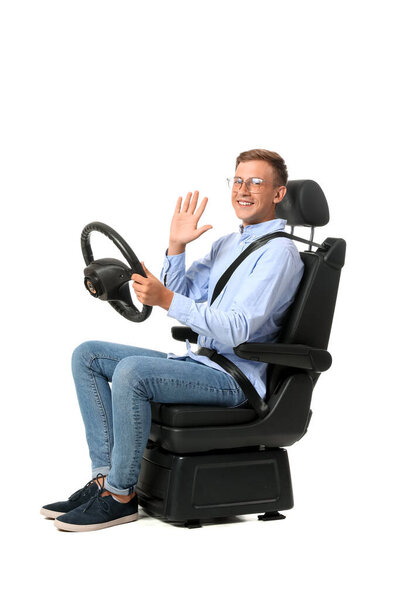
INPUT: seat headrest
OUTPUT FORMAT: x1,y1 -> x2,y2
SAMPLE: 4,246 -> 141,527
276,179 -> 329,227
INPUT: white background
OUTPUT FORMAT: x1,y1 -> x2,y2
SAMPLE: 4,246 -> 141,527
1,0 -> 399,598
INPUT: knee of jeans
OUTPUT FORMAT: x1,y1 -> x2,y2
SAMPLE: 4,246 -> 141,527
112,356 -> 138,381
112,357 -> 147,397
71,340 -> 100,372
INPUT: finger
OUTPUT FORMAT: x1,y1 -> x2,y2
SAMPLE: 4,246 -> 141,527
175,196 -> 182,213
194,224 -> 213,238
131,278 -> 145,289
194,196 -> 208,220
141,262 -> 151,276
182,192 -> 192,212
188,190 -> 199,214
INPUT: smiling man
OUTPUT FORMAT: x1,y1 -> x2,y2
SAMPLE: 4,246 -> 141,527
41,148 -> 304,533
231,152 -> 287,225
157,148 -> 304,398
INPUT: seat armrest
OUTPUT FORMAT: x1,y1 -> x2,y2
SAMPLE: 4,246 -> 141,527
171,327 -> 199,344
234,342 -> 332,372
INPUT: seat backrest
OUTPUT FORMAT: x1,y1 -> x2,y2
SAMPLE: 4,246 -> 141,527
267,236 -> 346,396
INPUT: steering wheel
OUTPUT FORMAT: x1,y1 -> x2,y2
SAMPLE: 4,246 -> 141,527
81,221 -> 152,323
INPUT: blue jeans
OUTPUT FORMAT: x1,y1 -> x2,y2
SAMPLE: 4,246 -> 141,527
71,340 -> 247,495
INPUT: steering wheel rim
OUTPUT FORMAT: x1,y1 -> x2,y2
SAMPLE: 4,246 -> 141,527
81,221 -> 152,323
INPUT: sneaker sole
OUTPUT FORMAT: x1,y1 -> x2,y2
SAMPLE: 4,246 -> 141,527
54,512 -> 138,532
40,507 -> 66,519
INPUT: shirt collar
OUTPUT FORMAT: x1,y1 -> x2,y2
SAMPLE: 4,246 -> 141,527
239,218 -> 287,240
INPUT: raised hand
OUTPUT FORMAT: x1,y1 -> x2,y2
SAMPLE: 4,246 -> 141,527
168,191 -> 213,254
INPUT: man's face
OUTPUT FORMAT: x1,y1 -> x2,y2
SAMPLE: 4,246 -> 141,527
231,160 -> 286,227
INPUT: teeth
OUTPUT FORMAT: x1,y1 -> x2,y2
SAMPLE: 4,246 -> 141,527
238,201 -> 252,206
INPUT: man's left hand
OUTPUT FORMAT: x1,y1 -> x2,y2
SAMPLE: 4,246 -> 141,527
131,263 -> 174,310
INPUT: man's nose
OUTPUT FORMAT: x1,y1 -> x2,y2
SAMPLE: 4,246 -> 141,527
238,182 -> 250,197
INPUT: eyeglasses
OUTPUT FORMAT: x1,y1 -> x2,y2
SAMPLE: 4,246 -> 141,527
226,177 -> 268,193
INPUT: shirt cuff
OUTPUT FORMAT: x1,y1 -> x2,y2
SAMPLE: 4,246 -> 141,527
167,292 -> 193,323
163,249 -> 186,272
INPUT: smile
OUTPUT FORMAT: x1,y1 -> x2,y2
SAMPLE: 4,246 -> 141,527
237,201 -> 253,206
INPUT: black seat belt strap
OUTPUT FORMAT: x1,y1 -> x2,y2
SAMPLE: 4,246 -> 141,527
195,347 -> 266,414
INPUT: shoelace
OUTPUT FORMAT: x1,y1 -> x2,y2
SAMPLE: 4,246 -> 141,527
79,473 -> 111,514
68,473 -> 104,502
83,488 -> 111,514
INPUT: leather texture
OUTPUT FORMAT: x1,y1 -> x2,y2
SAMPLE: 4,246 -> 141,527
150,403 -> 256,427
276,179 -> 329,227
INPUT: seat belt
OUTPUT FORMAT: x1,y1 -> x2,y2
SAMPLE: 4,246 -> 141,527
196,230 -> 321,412
211,230 -> 321,305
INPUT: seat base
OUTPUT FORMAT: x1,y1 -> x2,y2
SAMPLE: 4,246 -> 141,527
136,444 -> 294,525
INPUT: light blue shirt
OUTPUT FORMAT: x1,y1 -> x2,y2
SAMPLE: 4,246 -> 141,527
160,218 -> 304,399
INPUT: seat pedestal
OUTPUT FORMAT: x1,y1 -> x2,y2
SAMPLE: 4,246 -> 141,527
136,445 -> 294,525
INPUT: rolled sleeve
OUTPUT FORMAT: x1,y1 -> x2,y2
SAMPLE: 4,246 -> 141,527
160,250 -> 186,286
166,291 -> 193,322
161,243 -> 217,301
166,292 -> 249,347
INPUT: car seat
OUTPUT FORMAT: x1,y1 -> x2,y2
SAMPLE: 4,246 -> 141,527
135,180 -> 346,527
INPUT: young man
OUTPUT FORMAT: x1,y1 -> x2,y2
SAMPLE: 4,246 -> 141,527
41,149 -> 304,532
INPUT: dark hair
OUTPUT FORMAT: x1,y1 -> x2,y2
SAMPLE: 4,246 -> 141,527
235,149 -> 288,187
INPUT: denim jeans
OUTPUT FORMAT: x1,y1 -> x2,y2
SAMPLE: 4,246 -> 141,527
71,340 -> 247,495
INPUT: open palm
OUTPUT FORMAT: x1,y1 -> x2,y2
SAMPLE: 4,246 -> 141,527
169,191 -> 213,245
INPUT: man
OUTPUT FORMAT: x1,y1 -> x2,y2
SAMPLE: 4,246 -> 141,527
41,149 -> 304,532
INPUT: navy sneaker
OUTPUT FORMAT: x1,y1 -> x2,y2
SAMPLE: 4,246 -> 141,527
54,488 -> 139,532
40,475 -> 104,519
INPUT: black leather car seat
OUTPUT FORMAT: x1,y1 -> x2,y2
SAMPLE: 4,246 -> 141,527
135,180 -> 346,527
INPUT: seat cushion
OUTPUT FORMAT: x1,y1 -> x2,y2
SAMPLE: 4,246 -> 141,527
150,402 -> 257,427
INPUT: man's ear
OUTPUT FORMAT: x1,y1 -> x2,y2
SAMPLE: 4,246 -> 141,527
273,186 -> 287,205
